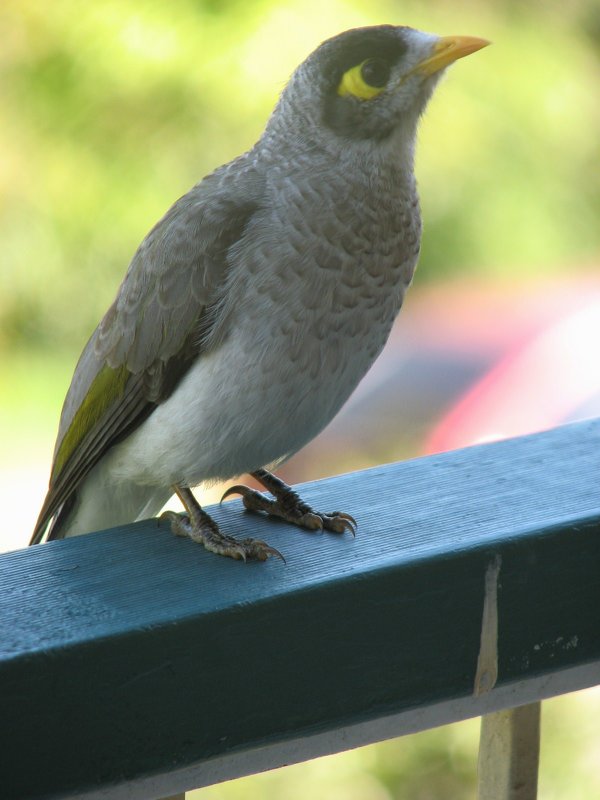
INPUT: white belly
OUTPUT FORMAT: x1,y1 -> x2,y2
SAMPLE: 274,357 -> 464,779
106,309 -> 394,489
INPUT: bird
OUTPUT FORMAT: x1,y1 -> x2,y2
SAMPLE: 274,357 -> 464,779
31,25 -> 489,561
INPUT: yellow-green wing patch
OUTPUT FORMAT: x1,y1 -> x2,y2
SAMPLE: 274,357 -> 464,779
52,364 -> 129,481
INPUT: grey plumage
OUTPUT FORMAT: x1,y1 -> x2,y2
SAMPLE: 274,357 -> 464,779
32,25 -> 488,556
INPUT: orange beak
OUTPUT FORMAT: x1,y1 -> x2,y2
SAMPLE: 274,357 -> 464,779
410,35 -> 490,77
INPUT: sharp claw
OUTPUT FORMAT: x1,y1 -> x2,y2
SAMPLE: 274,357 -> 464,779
313,512 -> 356,536
220,484 -> 249,504
335,520 -> 354,536
265,546 -> 287,564
331,511 -> 358,527
325,511 -> 357,536
242,539 -> 286,564
300,512 -> 323,531
234,547 -> 247,563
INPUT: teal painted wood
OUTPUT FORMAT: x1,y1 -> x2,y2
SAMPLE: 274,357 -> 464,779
1,418 -> 599,800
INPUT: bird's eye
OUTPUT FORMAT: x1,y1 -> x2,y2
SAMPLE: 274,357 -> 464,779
360,59 -> 391,88
337,58 -> 390,100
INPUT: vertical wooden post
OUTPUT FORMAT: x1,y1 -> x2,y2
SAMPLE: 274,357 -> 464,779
477,701 -> 541,800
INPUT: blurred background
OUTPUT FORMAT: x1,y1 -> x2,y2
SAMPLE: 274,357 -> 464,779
1,0 -> 599,797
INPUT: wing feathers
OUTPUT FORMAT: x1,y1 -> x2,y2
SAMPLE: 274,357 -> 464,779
32,164 -> 263,543
32,371 -> 150,543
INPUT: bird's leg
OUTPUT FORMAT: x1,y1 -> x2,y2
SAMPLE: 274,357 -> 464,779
162,485 -> 284,562
222,468 -> 357,535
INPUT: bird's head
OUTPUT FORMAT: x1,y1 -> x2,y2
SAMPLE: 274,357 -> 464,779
264,25 -> 489,164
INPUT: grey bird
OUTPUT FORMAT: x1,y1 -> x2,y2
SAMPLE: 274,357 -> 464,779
31,25 -> 488,561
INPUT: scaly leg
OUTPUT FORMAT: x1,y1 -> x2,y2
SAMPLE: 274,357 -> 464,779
162,485 -> 284,562
222,469 -> 356,535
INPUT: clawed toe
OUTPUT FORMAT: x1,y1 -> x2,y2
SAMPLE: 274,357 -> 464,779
240,538 -> 286,563
161,510 -> 192,537
222,472 -> 357,538
320,512 -> 357,536
220,485 -> 252,504
300,511 -> 356,536
165,490 -> 284,563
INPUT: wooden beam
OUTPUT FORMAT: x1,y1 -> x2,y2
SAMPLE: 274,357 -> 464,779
478,702 -> 541,799
1,418 -> 599,800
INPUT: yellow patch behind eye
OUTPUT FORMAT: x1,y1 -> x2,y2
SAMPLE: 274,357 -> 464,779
337,61 -> 385,101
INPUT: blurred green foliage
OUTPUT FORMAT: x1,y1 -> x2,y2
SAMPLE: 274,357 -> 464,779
1,0 -> 599,356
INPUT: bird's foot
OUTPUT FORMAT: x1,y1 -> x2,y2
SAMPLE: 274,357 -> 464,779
221,468 -> 357,535
163,487 -> 284,563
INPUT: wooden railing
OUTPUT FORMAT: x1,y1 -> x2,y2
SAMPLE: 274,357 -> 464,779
1,418 -> 599,800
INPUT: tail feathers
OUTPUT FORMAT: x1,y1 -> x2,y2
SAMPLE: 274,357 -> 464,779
30,493 -> 76,545
31,470 -> 172,545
